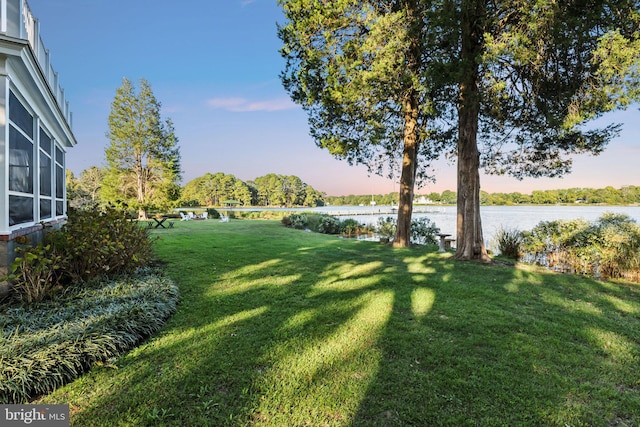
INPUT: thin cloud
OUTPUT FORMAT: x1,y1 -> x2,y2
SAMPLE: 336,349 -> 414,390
206,96 -> 297,112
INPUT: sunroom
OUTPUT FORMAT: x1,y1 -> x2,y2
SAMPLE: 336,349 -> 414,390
0,0 -> 77,291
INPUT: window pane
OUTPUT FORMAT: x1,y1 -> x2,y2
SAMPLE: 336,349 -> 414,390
9,195 -> 33,226
40,128 -> 52,155
9,91 -> 33,139
56,200 -> 64,216
9,126 -> 33,193
40,151 -> 52,196
55,164 -> 64,198
40,198 -> 52,219
55,146 -> 64,165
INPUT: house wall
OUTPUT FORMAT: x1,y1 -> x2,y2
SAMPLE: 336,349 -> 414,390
0,0 -> 77,298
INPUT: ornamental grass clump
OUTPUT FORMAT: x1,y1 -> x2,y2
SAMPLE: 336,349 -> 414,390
0,270 -> 179,403
521,213 -> 640,281
493,226 -> 523,260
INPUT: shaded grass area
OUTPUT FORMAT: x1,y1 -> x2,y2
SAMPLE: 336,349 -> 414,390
38,220 -> 640,426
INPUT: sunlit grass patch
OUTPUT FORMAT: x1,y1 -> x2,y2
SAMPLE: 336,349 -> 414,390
34,219 -> 640,426
254,290 -> 393,426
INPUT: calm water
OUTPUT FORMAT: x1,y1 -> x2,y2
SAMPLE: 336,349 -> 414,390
310,205 -> 640,250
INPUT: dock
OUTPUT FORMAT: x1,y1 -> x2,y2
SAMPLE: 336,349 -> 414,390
321,207 -> 439,216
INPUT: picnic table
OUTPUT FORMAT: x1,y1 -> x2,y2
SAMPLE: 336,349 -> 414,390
147,217 -> 174,229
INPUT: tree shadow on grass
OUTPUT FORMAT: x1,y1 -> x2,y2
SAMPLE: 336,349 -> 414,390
351,260 -> 640,426
40,221 -> 640,426
43,221 -> 409,425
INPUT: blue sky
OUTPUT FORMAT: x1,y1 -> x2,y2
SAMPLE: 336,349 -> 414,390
29,0 -> 639,196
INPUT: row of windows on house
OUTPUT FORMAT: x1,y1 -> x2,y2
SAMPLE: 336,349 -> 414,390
9,90 -> 65,227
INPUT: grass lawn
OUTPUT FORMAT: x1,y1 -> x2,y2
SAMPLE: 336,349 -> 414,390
38,219 -> 640,426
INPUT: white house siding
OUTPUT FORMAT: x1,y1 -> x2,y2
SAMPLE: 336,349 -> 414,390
0,0 -> 77,293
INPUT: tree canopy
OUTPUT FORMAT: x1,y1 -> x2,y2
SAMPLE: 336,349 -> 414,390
249,173 -> 325,207
179,173 -> 326,208
278,0 -> 640,258
181,172 -> 253,207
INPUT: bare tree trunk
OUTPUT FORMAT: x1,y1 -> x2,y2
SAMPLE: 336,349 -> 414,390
394,92 -> 419,247
455,0 -> 490,262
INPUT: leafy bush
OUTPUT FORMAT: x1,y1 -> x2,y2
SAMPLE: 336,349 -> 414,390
4,206 -> 155,303
235,210 -> 288,220
376,216 -> 440,245
317,216 -> 341,234
288,214 -> 308,230
410,217 -> 440,245
377,217 -> 397,240
0,269 -> 179,403
48,206 -> 155,284
206,208 -> 220,219
281,215 -> 292,227
493,227 -> 523,260
9,243 -> 63,304
521,213 -> 640,280
340,219 -> 363,237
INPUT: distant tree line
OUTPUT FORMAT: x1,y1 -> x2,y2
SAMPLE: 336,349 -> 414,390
326,186 -> 640,206
68,170 -> 327,209
69,168 -> 639,209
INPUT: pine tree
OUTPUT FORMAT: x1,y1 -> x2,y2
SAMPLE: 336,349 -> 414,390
102,78 -> 181,219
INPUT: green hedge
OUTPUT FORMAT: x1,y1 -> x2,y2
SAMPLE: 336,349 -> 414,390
0,269 -> 179,403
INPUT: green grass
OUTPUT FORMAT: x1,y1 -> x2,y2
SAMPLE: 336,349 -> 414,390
38,220 -> 640,426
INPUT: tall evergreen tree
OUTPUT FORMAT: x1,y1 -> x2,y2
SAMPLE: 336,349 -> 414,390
102,78 -> 181,219
278,0 -> 639,258
279,0 -> 439,246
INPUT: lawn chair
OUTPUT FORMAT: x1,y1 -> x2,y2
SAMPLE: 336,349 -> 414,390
220,214 -> 229,223
200,212 -> 208,220
180,212 -> 190,221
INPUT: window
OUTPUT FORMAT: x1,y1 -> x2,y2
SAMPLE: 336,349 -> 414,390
39,128 -> 53,219
8,91 -> 34,226
9,91 -> 34,139
55,145 -> 65,216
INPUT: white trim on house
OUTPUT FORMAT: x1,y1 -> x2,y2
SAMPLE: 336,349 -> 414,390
0,0 -> 76,237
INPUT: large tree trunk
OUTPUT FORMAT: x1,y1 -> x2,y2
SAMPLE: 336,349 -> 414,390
136,155 -> 147,220
455,0 -> 490,262
394,92 -> 420,247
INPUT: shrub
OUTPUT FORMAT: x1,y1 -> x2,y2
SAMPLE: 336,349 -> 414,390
0,269 -> 179,403
521,213 -> 640,280
281,215 -> 292,227
8,243 -> 63,304
288,214 -> 308,230
4,206 -> 156,303
376,216 -> 440,245
340,219 -> 363,238
410,217 -> 440,245
377,217 -> 397,240
48,206 -> 155,284
493,227 -> 523,260
317,215 -> 341,234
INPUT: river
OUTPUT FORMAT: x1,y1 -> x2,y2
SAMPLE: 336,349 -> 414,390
309,205 -> 640,250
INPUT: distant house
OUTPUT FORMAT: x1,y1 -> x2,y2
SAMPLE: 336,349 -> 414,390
414,195 -> 434,205
0,0 -> 77,291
